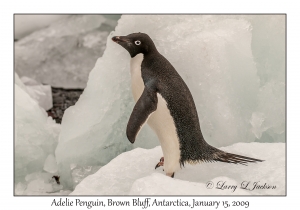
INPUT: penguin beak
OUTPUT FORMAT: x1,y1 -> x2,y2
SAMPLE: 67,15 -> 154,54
112,36 -> 129,44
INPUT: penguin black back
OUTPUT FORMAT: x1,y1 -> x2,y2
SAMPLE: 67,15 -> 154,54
141,45 -> 215,165
112,32 -> 263,167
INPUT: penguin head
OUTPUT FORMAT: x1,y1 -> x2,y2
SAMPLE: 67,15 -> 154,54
112,32 -> 157,57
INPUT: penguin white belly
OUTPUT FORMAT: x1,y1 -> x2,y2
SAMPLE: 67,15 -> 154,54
130,53 -> 181,174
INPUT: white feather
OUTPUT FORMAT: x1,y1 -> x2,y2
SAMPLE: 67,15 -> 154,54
130,53 -> 181,174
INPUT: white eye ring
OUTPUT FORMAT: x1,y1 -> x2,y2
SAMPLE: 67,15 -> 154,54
135,40 -> 141,45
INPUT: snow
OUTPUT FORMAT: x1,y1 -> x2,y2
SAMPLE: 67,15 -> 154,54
15,84 -> 59,182
56,15 -> 285,189
70,165 -> 101,186
15,15 -> 121,89
71,143 -> 285,195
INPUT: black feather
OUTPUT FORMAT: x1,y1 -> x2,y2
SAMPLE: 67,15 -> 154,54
214,151 -> 264,165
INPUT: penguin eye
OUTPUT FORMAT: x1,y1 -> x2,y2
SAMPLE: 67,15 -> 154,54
134,40 -> 141,45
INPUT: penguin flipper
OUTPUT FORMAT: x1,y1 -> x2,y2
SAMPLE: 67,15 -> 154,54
126,87 -> 158,143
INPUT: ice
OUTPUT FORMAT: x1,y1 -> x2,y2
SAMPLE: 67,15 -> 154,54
252,81 -> 285,142
43,154 -> 58,174
21,76 -> 41,86
15,15 -> 121,88
14,15 -> 69,39
23,84 -> 52,110
70,146 -> 164,195
71,143 -> 285,195
250,112 -> 266,139
245,15 -> 285,143
23,173 -> 63,195
70,165 -> 102,186
15,76 -> 75,194
15,172 -> 71,195
26,178 -> 53,194
56,15 -> 285,189
15,182 -> 27,195
21,76 -> 53,110
15,73 -> 53,110
14,81 -> 60,184
129,175 -> 251,195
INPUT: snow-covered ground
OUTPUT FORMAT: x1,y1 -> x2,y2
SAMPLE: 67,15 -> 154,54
71,143 -> 285,195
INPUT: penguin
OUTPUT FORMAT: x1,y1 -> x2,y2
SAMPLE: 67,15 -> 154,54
112,32 -> 263,178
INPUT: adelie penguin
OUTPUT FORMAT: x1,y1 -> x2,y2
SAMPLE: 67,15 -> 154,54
112,33 -> 263,178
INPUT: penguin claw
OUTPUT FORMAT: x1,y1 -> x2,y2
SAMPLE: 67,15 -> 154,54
155,163 -> 160,169
155,157 -> 164,169
154,157 -> 174,178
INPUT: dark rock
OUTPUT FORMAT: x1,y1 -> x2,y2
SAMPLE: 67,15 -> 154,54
47,87 -> 83,123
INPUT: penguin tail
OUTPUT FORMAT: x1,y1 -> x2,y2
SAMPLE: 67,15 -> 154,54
213,151 -> 264,166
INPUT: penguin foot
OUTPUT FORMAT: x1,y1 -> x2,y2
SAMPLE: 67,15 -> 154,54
155,157 -> 164,169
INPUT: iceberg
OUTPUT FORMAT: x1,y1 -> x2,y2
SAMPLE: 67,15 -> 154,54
71,143 -> 285,195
